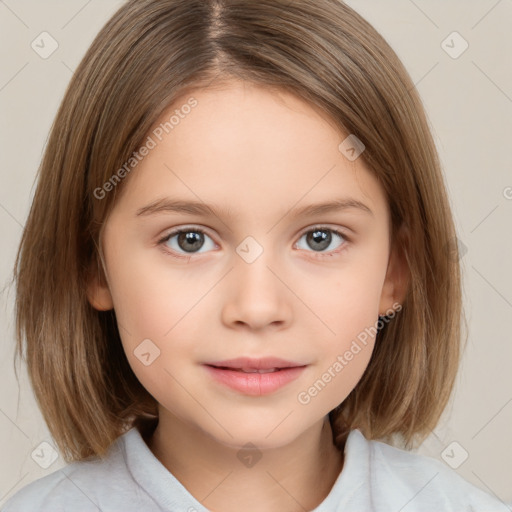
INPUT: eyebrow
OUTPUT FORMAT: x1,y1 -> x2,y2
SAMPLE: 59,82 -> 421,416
135,196 -> 374,219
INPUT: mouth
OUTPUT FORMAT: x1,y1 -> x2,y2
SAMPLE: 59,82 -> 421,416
206,366 -> 287,374
204,356 -> 306,371
202,357 -> 308,396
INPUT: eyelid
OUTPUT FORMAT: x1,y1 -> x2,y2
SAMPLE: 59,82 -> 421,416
156,225 -> 217,261
156,225 -> 217,247
296,224 -> 351,241
293,224 -> 351,257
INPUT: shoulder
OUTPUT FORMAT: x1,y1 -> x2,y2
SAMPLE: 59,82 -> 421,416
1,432 -> 135,512
346,429 -> 509,511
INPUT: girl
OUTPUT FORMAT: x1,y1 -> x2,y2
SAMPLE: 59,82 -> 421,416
3,0 -> 507,510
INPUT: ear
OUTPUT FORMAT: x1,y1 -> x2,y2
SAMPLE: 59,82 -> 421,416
86,259 -> 114,311
379,223 -> 410,315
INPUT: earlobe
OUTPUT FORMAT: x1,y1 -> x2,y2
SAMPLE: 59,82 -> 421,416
87,285 -> 114,311
86,268 -> 114,311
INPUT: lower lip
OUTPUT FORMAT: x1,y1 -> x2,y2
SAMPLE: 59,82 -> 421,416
203,365 -> 307,396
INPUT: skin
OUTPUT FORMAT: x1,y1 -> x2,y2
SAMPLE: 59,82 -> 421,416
87,80 -> 408,512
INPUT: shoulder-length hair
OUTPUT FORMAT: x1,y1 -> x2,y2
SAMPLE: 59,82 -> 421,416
12,0 -> 465,461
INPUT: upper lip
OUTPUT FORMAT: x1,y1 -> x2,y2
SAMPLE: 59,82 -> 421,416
204,357 -> 307,370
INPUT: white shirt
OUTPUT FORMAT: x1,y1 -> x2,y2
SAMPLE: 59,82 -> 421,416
1,426 -> 508,511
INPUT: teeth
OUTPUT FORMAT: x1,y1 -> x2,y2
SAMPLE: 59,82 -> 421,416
213,366 -> 284,373
236,368 -> 280,373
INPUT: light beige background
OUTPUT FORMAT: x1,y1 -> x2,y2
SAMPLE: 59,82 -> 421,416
1,0 -> 511,507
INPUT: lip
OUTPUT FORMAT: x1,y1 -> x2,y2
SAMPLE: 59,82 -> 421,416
204,356 -> 305,370
204,366 -> 307,396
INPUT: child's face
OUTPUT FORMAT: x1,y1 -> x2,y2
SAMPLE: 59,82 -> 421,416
89,80 -> 402,449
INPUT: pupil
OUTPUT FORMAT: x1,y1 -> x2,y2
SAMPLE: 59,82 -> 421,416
178,231 -> 204,252
308,229 -> 331,251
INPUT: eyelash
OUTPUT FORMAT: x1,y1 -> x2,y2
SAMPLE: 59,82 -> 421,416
156,225 -> 350,260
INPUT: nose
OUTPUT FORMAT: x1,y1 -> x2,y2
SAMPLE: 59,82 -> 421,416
220,246 -> 293,332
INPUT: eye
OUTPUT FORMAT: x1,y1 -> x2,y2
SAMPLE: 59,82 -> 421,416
157,225 -> 349,260
295,226 -> 348,256
157,227 -> 216,258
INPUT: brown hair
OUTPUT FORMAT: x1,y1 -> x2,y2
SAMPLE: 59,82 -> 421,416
11,0 -> 466,462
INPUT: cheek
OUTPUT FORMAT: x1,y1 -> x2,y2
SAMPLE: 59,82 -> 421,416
104,248 -> 213,388
104,244 -> 202,340
295,255 -> 385,406
301,257 -> 385,339
297,306 -> 378,413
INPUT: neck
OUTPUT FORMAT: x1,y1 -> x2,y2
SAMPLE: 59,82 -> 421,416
145,412 -> 344,512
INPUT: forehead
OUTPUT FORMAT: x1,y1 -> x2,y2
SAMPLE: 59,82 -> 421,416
110,81 -> 389,225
